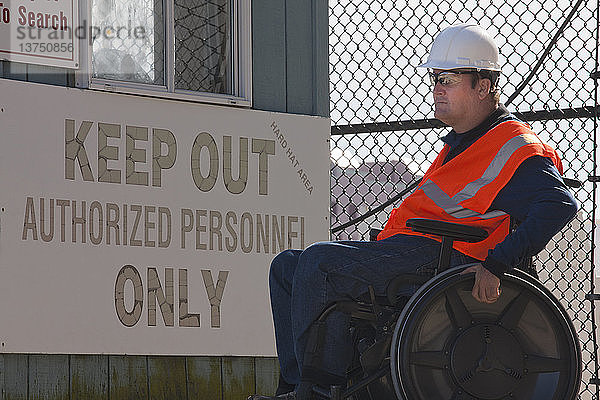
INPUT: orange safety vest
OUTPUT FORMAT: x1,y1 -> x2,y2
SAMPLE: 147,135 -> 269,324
377,119 -> 564,261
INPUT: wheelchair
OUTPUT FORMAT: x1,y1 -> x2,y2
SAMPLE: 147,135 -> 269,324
304,217 -> 582,400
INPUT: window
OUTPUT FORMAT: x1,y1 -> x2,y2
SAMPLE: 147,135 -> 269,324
84,0 -> 251,105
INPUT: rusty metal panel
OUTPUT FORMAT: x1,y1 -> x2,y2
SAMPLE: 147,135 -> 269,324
70,355 -> 108,400
147,356 -> 186,400
187,356 -> 222,400
255,357 -> 279,396
0,354 -> 279,399
0,354 -> 27,400
222,356 -> 254,400
28,355 -> 69,400
109,355 -> 148,400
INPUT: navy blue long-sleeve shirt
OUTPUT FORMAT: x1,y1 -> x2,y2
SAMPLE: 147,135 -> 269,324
441,105 -> 578,277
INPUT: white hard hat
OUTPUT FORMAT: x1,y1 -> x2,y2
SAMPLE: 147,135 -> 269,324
418,23 -> 501,72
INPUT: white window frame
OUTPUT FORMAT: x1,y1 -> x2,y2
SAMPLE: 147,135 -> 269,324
75,0 -> 251,107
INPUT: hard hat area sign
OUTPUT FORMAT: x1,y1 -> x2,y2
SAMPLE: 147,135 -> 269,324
0,79 -> 330,355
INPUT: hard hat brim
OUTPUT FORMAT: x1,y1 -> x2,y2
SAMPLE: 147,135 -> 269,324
417,60 -> 502,71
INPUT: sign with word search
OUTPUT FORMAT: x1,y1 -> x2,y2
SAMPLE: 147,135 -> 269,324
0,79 -> 331,355
0,0 -> 78,68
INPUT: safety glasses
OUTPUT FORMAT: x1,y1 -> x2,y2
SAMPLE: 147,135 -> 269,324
428,70 -> 475,86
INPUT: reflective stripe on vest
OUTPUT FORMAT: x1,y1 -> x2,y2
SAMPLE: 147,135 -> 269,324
420,132 -> 542,219
421,180 -> 507,219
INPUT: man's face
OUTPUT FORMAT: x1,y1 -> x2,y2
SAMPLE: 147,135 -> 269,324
431,69 -> 481,132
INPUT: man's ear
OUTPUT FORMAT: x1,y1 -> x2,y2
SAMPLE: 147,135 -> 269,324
478,78 -> 492,100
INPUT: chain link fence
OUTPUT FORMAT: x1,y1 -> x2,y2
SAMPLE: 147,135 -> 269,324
174,0 -> 231,93
328,0 -> 599,398
92,0 -> 162,84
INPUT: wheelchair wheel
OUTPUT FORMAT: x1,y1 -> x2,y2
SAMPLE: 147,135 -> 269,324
390,265 -> 581,400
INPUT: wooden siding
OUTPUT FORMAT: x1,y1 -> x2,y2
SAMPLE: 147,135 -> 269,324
0,355 -> 279,400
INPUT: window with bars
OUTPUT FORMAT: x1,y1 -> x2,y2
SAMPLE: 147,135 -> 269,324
89,0 -> 250,105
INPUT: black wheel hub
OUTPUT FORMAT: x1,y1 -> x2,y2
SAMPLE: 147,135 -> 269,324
450,324 -> 524,399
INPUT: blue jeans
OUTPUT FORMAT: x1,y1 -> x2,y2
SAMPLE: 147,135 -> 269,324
269,233 -> 477,388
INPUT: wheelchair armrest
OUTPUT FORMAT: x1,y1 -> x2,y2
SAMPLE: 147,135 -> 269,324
369,228 -> 382,241
406,218 -> 488,243
563,177 -> 582,188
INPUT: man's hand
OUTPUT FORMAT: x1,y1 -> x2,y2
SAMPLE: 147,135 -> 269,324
460,264 -> 501,303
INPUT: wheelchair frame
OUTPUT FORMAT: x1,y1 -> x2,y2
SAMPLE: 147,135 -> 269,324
304,217 -> 582,400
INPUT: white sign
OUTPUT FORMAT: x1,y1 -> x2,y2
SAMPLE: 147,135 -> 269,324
0,79 -> 331,355
0,0 -> 78,69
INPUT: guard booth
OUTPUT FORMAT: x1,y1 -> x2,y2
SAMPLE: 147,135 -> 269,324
0,1 -> 329,398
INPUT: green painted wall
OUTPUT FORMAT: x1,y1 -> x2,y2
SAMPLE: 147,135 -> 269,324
252,0 -> 329,116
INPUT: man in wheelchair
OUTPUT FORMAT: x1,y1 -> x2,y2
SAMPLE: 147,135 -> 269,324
249,24 -> 579,400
